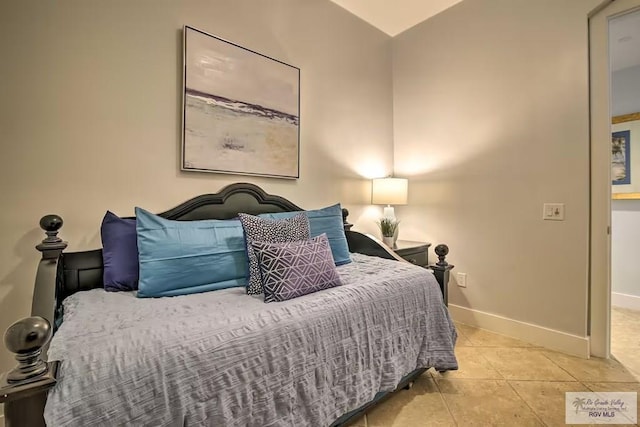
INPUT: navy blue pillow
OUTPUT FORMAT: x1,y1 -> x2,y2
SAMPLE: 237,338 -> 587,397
100,211 -> 139,291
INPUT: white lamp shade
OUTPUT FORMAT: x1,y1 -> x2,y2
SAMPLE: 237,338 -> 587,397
371,178 -> 408,205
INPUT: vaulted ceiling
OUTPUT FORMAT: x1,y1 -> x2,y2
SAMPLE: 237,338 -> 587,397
329,0 -> 463,36
331,1 -> 640,72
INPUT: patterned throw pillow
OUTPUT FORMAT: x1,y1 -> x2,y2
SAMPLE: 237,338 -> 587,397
238,212 -> 311,295
252,234 -> 343,303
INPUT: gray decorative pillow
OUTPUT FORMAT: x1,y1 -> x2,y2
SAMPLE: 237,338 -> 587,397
239,212 -> 311,295
252,233 -> 343,303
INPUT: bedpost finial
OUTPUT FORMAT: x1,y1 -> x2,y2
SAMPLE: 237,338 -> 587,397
341,208 -> 353,231
4,316 -> 52,383
36,214 -> 67,257
434,244 -> 449,267
39,214 -> 63,242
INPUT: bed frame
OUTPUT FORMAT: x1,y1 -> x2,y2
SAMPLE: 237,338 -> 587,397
0,182 -> 452,427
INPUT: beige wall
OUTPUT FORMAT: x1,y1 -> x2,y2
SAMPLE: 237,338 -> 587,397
0,0 -> 611,375
392,0 -> 602,338
0,0 -> 393,371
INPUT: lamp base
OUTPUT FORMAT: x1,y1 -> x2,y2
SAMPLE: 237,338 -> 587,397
383,205 -> 395,220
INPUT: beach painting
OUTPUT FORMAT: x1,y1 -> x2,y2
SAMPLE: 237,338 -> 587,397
612,130 -> 630,185
182,26 -> 300,178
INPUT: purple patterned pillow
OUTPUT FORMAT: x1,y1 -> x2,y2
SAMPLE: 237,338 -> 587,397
239,212 -> 310,295
251,233 -> 343,303
101,211 -> 139,291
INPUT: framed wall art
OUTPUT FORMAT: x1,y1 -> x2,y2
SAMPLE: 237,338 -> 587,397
182,26 -> 300,179
612,130 -> 631,185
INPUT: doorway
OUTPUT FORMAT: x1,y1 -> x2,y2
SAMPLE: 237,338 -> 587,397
609,8 -> 640,374
589,0 -> 640,359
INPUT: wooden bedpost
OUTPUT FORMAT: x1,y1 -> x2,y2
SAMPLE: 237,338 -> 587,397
0,317 -> 58,427
341,208 -> 353,231
0,215 -> 66,427
32,214 -> 67,325
430,244 -> 454,306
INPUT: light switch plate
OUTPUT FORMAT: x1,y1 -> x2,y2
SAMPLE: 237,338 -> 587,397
457,272 -> 467,287
543,203 -> 565,221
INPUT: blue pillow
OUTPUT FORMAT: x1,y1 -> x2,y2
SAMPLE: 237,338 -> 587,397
100,211 -> 139,292
261,204 -> 351,266
135,208 -> 248,298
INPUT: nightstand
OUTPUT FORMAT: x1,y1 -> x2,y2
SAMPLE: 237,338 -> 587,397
392,240 -> 431,267
391,240 -> 453,306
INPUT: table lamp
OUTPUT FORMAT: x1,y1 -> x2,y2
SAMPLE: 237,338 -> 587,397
371,177 -> 408,221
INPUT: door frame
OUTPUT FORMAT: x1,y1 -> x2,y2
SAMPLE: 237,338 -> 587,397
589,0 -> 640,358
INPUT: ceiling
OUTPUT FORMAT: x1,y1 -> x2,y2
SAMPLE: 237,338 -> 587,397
330,1 -> 640,73
610,9 -> 640,72
329,0 -> 463,36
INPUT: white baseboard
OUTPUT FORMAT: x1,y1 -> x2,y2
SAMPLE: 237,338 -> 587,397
448,304 -> 591,359
612,292 -> 640,311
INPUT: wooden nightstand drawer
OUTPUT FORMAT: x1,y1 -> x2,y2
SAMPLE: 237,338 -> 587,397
393,240 -> 431,268
399,250 -> 428,267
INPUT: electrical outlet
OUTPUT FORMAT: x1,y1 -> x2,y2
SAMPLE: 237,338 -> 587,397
543,203 -> 565,221
457,272 -> 467,288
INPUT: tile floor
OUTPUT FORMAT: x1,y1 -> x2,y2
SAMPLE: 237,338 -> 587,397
350,307 -> 640,426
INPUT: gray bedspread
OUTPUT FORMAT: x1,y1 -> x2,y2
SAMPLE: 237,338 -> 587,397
45,253 -> 458,427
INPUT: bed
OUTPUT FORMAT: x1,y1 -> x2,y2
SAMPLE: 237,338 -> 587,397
0,182 -> 457,427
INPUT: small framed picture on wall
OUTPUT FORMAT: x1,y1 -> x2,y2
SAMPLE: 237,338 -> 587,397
612,130 -> 631,185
